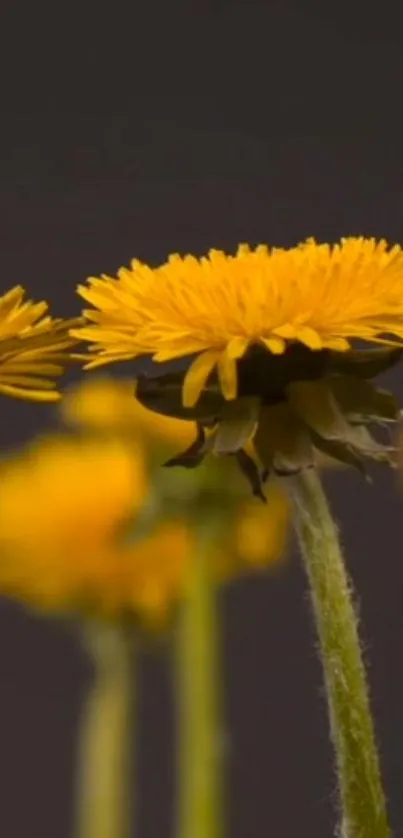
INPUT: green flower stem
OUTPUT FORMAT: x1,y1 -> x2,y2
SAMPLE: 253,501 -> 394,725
289,467 -> 390,838
177,535 -> 224,838
75,622 -> 134,838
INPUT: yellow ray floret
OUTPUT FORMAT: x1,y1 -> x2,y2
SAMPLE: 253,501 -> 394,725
0,285 -> 80,401
73,238 -> 403,407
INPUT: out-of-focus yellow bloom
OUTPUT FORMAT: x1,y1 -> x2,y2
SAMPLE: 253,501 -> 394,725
0,436 -> 145,554
0,436 -> 192,622
122,522 -> 193,625
234,485 -> 289,567
61,375 -> 196,452
0,286 -> 80,401
213,482 -> 289,580
0,406 -> 289,628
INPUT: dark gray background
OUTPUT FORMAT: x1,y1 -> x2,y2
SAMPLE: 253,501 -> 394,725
1,1 -> 403,835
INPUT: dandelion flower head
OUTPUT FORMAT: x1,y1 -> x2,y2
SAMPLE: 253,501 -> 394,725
74,238 -> 403,407
0,285 -> 80,401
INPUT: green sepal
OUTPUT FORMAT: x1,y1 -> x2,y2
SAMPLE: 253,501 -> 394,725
254,403 -> 314,475
329,376 -> 399,425
310,432 -> 369,479
339,424 -> 395,464
287,379 -> 352,443
209,397 -> 260,455
136,373 -> 226,423
234,449 -> 267,502
164,424 -> 208,469
288,377 -> 396,463
329,346 -> 403,379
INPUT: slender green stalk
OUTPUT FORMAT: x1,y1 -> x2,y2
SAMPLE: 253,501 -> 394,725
176,536 -> 224,838
75,621 -> 134,838
289,467 -> 391,838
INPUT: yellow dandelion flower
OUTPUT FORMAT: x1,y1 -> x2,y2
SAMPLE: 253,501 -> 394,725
0,435 -> 158,618
71,239 -> 403,494
0,285 -> 80,401
72,241 -> 397,836
74,238 -> 403,407
61,375 -> 196,451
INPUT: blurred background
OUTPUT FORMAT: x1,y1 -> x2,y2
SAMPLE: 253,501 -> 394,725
1,0 -> 403,835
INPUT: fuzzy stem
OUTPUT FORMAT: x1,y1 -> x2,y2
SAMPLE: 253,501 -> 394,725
176,537 -> 224,838
75,622 -> 133,838
289,468 -> 391,838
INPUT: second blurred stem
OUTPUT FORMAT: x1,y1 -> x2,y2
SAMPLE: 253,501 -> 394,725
75,621 -> 134,838
177,531 -> 224,838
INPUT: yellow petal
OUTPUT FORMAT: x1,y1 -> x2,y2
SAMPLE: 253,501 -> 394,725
226,336 -> 250,360
217,352 -> 238,400
272,324 -> 322,350
294,326 -> 323,350
261,337 -> 286,354
0,384 -> 61,401
0,286 -> 24,316
323,337 -> 350,351
0,375 -> 56,389
272,323 -> 298,339
2,362 -> 64,376
182,350 -> 220,408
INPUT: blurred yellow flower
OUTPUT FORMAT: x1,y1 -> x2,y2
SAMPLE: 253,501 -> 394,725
122,522 -> 193,625
234,485 -> 289,567
0,435 -> 177,620
214,482 -> 290,580
61,375 -> 196,451
0,376 -> 290,628
0,426 -> 289,627
0,286 -> 80,401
